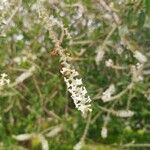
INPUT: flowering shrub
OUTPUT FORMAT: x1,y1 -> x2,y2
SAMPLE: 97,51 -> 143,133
0,0 -> 150,149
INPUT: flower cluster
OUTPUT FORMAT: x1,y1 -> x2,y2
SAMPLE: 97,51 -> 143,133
115,110 -> 134,118
131,63 -> 143,82
0,0 -> 9,11
60,52 -> 92,116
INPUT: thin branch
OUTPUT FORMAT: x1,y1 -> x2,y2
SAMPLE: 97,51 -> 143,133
80,112 -> 92,144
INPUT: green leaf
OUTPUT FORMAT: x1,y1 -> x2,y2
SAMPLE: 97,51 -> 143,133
126,8 -> 135,27
144,0 -> 150,16
138,11 -> 145,28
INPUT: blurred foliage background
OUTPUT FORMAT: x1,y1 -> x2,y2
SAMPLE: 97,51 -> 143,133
0,0 -> 150,149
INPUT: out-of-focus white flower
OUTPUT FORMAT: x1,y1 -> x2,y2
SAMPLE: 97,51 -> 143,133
13,134 -> 32,141
131,63 -> 144,82
40,47 -> 46,53
103,13 -> 112,21
71,3 -> 84,20
73,142 -> 83,150
134,51 -> 147,63
13,133 -> 49,150
23,15 -> 32,29
116,46 -> 123,55
0,0 -> 10,11
13,52 -> 37,65
13,34 -> 24,41
101,126 -> 108,139
46,125 -> 63,138
95,48 -> 105,65
101,84 -> 115,102
15,66 -> 35,84
0,73 -> 10,88
39,135 -> 49,150
105,59 -> 114,67
116,110 -> 134,118
13,56 -> 27,65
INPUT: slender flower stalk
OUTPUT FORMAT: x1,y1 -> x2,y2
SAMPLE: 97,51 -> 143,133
37,3 -> 92,116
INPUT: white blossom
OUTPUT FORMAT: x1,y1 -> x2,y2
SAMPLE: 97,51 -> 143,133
105,59 -> 114,67
73,142 -> 83,150
13,133 -> 49,150
0,0 -> 10,11
101,84 -> 115,102
116,110 -> 134,118
46,125 -> 63,138
39,135 -> 49,150
95,48 -> 105,65
134,51 -> 147,63
13,34 -> 24,41
101,126 -> 108,139
15,66 -> 35,84
13,56 -> 27,65
13,134 -> 32,141
131,63 -> 144,82
0,73 -> 10,88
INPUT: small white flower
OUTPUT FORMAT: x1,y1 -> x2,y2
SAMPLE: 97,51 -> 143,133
0,73 -> 10,88
95,48 -> 105,65
39,135 -> 49,150
15,66 -> 35,84
13,134 -> 32,141
103,13 -> 112,20
116,46 -> 123,55
1,73 -> 7,78
131,63 -> 144,82
13,57 -> 22,64
116,110 -> 134,118
13,34 -> 24,41
74,142 -> 83,150
105,59 -> 114,67
13,133 -> 49,150
46,125 -> 63,138
134,51 -> 147,63
0,0 -> 9,11
101,84 -> 115,102
101,127 -> 108,139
